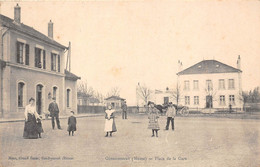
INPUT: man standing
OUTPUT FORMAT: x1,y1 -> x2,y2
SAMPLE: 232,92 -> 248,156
48,97 -> 61,130
121,101 -> 127,119
165,102 -> 176,131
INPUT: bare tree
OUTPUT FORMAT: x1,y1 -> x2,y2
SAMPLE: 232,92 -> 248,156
106,87 -> 120,97
204,81 -> 218,108
136,83 -> 152,105
93,91 -> 104,103
77,80 -> 94,97
171,82 -> 182,106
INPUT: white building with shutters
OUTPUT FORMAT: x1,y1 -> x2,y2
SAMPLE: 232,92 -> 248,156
176,57 -> 243,111
0,4 -> 80,118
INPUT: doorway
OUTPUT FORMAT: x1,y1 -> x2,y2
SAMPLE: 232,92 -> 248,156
36,84 -> 43,115
206,95 -> 213,108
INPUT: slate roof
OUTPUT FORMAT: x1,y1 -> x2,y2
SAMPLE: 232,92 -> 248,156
0,14 -> 67,49
104,96 -> 125,101
177,60 -> 242,75
65,70 -> 81,81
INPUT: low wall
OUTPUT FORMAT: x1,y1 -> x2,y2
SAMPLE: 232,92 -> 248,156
78,105 -> 106,114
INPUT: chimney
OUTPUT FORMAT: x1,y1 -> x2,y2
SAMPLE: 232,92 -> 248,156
178,60 -> 183,72
237,55 -> 241,70
14,4 -> 21,23
48,20 -> 53,39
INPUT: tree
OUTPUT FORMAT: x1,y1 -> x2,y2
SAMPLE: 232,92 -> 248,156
136,83 -> 152,105
171,82 -> 182,106
93,91 -> 104,103
106,87 -> 120,97
77,80 -> 94,97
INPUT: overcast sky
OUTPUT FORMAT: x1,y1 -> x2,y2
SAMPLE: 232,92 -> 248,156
1,1 -> 260,105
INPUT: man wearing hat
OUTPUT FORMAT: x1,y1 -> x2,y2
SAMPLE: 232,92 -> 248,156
121,101 -> 127,119
48,97 -> 61,130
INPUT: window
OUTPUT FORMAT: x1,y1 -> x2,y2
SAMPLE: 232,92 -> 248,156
18,82 -> 24,107
219,95 -> 226,106
206,80 -> 213,91
194,96 -> 199,105
229,95 -> 235,105
67,89 -> 71,107
184,81 -> 190,91
51,53 -> 60,72
219,79 -> 225,90
164,97 -> 169,104
228,79 -> 235,89
53,87 -> 57,99
193,80 -> 199,90
185,96 -> 190,105
16,42 -> 29,65
35,48 -> 46,69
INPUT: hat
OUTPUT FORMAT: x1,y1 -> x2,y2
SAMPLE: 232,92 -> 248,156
52,97 -> 56,100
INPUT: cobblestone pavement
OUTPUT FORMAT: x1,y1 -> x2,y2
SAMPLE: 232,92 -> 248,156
0,115 -> 259,167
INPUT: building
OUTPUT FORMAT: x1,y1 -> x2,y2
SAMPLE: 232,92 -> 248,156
104,96 -> 125,109
0,4 -> 80,118
176,57 -> 243,111
77,92 -> 101,106
154,87 -> 175,105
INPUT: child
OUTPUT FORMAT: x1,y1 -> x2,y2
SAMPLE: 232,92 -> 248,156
104,105 -> 117,137
67,111 -> 77,136
36,116 -> 44,138
148,102 -> 160,137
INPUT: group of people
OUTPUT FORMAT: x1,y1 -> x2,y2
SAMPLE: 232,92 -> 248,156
23,97 -> 77,139
103,100 -> 176,138
23,97 -> 175,139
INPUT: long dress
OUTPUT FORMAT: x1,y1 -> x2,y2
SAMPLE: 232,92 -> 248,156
23,104 -> 40,139
104,109 -> 117,132
148,107 -> 160,130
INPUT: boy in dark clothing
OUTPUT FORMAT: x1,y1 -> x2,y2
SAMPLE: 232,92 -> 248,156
67,111 -> 77,136
36,116 -> 44,138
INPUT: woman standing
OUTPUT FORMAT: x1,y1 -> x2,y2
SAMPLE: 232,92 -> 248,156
148,102 -> 160,137
23,98 -> 40,139
104,105 -> 117,137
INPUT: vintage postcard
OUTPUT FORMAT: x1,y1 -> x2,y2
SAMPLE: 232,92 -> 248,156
0,0 -> 260,167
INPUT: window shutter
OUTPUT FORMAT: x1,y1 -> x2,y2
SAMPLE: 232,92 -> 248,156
25,44 -> 29,65
35,48 -> 38,67
43,50 -> 46,69
51,53 -> 53,70
16,42 -> 20,63
58,55 -> 60,72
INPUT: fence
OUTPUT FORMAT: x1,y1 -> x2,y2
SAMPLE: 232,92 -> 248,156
77,105 -> 106,114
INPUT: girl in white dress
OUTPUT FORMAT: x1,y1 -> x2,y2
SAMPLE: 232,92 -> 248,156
104,105 -> 117,137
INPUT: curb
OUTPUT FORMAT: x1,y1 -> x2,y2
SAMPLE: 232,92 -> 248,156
0,114 -> 103,123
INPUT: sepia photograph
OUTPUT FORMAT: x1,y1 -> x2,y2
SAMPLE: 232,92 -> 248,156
0,0 -> 260,167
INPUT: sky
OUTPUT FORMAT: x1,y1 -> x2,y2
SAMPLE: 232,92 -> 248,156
1,0 -> 260,105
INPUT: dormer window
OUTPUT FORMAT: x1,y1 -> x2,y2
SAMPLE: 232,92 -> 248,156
216,64 -> 220,67
198,65 -> 201,68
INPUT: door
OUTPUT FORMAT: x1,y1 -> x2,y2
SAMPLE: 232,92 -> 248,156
36,84 -> 43,114
206,95 -> 213,108
164,97 -> 169,105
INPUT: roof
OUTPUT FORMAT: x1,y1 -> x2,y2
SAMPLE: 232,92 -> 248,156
177,60 -> 242,75
104,96 -> 125,101
0,14 -> 67,49
65,70 -> 81,81
77,92 -> 91,98
77,92 -> 100,103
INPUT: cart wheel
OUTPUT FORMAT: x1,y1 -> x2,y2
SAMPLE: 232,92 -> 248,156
182,107 -> 189,116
